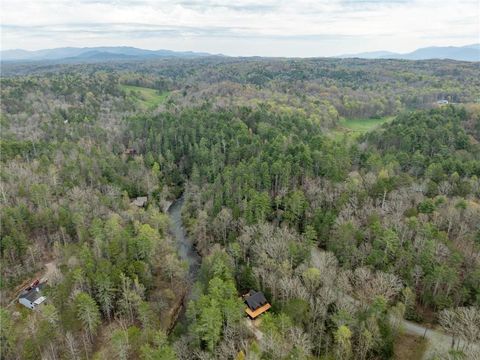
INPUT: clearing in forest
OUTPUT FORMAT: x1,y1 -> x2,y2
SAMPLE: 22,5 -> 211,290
121,84 -> 169,108
332,116 -> 393,139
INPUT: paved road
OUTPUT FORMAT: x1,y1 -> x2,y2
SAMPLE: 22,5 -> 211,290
401,319 -> 479,359
310,247 -> 479,359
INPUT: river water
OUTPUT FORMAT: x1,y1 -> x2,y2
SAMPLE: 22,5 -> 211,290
168,196 -> 201,278
166,197 -> 201,332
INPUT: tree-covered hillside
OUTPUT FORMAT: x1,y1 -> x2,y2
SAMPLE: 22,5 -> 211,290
1,58 -> 479,360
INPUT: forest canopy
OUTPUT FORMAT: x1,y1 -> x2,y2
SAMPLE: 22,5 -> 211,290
1,57 -> 479,360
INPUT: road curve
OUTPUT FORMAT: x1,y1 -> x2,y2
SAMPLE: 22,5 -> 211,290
310,247 -> 479,359
401,319 -> 479,359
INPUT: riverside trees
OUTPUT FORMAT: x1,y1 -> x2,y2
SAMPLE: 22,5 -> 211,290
126,99 -> 478,357
1,58 -> 479,359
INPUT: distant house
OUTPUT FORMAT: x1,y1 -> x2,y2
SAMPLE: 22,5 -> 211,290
131,196 -> 148,207
437,99 -> 449,105
19,283 -> 47,310
124,148 -> 137,156
244,290 -> 271,319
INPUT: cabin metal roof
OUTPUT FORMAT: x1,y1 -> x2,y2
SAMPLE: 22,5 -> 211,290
20,287 -> 43,302
245,291 -> 267,311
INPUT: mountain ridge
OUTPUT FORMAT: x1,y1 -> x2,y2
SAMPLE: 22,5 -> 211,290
0,46 -> 218,62
2,44 -> 479,62
339,44 -> 479,61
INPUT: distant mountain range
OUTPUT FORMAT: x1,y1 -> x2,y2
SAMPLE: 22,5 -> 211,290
339,44 -> 479,62
1,44 -> 479,63
0,46 -> 217,62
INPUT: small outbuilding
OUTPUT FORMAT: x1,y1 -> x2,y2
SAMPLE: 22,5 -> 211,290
131,196 -> 148,207
244,290 -> 271,319
19,283 -> 47,310
124,148 -> 137,156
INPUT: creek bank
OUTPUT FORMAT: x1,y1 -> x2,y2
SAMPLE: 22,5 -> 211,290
165,196 -> 201,333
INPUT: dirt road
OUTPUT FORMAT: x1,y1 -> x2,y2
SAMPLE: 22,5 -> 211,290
6,260 -> 58,308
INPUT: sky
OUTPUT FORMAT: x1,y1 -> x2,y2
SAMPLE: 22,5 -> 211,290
1,0 -> 479,57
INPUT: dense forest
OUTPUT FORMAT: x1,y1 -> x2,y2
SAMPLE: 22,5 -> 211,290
1,57 -> 479,360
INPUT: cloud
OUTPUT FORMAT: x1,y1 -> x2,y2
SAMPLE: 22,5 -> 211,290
1,22 -> 360,41
1,0 -> 478,56
176,1 -> 279,13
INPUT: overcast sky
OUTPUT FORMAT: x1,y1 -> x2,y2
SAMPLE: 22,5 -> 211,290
1,0 -> 479,57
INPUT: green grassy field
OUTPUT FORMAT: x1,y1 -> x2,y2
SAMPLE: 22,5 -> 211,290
121,84 -> 169,109
331,116 -> 393,140
339,116 -> 393,132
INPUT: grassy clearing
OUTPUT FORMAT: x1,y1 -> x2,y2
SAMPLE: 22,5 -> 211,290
331,116 -> 393,140
339,116 -> 393,132
121,84 -> 169,109
394,333 -> 429,360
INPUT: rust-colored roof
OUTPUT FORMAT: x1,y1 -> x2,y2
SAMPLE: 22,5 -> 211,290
245,303 -> 271,319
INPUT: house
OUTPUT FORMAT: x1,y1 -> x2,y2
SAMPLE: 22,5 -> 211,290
244,290 -> 271,319
124,148 -> 137,156
19,282 -> 47,310
131,196 -> 148,207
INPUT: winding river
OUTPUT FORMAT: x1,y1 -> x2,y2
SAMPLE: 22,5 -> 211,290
167,199 -> 478,358
167,196 -> 201,330
168,196 -> 201,277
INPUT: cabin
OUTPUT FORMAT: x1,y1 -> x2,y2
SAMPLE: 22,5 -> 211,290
19,282 -> 47,310
131,196 -> 148,207
244,290 -> 271,319
124,148 -> 137,156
